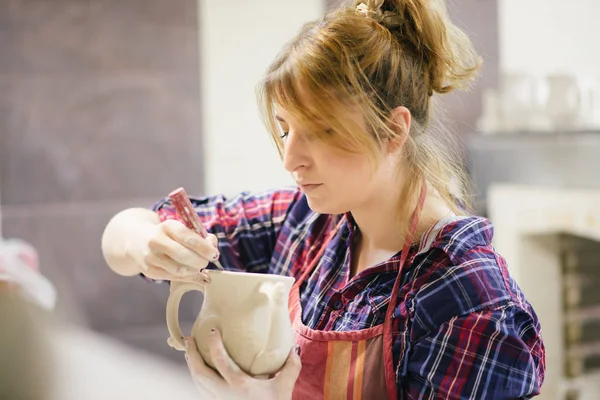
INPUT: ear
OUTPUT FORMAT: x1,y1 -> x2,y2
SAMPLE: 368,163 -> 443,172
386,106 -> 411,154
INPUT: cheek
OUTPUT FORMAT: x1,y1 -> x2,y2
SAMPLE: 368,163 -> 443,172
340,156 -> 372,180
329,158 -> 374,197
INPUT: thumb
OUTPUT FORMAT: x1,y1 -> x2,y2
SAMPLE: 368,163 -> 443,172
275,346 -> 302,386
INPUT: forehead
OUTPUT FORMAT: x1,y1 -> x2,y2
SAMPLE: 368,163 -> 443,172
273,84 -> 328,118
274,105 -> 321,124
274,100 -> 366,130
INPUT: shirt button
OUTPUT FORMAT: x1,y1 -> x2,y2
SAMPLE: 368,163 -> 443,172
332,300 -> 344,310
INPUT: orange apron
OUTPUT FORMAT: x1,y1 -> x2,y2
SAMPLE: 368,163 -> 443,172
289,185 -> 426,400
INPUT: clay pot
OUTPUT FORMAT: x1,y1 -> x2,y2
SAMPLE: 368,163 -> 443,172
166,270 -> 295,376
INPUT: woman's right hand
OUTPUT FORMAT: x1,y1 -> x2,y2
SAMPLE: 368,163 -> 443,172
127,219 -> 221,282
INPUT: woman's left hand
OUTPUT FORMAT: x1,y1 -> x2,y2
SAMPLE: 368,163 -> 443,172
184,329 -> 301,400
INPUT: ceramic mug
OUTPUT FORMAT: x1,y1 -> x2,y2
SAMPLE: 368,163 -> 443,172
166,270 -> 295,376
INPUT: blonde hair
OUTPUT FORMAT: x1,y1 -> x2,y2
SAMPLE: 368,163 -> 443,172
257,0 -> 481,232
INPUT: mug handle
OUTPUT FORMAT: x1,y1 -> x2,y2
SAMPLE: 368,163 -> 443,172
166,281 -> 205,351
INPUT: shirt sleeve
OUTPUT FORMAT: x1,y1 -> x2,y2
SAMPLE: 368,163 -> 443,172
150,187 -> 302,273
400,305 -> 546,399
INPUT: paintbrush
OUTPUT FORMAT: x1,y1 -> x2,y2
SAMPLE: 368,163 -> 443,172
168,187 -> 224,271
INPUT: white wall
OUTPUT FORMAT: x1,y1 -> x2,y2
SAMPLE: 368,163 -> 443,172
198,0 -> 324,197
499,0 -> 600,78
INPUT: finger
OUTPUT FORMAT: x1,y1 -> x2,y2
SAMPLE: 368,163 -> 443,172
275,346 -> 302,386
170,223 -> 220,261
142,265 -> 173,281
206,233 -> 219,249
162,220 -> 220,260
208,329 -> 246,386
185,336 -> 222,384
182,270 -> 211,284
145,264 -> 210,284
145,251 -> 197,278
161,218 -> 193,238
183,235 -> 220,262
150,236 -> 210,271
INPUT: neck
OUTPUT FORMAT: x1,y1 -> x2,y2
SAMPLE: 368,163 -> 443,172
350,184 -> 411,255
349,180 -> 452,275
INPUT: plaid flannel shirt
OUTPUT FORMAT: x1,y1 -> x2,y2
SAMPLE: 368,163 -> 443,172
150,187 -> 545,399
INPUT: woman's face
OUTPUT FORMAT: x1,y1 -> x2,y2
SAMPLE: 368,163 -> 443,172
276,105 -> 399,214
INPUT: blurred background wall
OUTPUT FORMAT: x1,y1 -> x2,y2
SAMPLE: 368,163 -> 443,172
0,0 -> 205,363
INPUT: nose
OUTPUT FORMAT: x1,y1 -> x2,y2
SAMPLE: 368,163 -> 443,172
282,130 -> 311,173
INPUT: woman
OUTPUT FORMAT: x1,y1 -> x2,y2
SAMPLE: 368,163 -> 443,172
102,0 -> 545,398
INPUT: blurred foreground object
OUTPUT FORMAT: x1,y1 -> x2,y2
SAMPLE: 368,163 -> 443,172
0,292 -> 55,400
0,238 -> 57,310
0,290 -> 200,400
0,238 -> 199,399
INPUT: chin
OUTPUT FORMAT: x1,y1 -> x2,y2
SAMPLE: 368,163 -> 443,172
305,196 -> 347,215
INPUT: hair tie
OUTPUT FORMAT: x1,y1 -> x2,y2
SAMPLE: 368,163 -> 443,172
355,1 -> 402,29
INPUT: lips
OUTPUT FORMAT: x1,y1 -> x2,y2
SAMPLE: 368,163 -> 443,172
297,183 -> 322,192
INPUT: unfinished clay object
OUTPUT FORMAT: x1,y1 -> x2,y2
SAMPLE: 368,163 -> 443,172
166,270 -> 295,376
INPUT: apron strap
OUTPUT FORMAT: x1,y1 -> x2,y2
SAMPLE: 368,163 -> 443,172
383,181 -> 427,399
385,182 -> 427,320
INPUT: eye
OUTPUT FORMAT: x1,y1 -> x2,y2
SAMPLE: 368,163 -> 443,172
279,132 -> 289,139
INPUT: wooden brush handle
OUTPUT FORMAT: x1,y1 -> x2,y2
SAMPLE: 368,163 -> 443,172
168,187 -> 209,238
